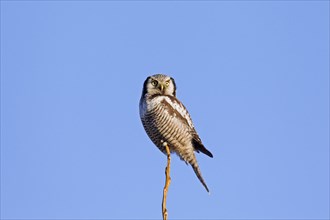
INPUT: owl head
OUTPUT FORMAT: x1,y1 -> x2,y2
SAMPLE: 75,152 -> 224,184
142,74 -> 177,97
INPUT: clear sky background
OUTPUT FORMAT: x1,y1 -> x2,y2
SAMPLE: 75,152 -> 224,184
1,1 -> 329,219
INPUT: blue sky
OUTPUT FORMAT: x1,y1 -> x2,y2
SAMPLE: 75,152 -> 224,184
1,1 -> 329,219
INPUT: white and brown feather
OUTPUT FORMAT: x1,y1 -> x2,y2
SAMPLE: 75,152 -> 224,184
139,74 -> 213,192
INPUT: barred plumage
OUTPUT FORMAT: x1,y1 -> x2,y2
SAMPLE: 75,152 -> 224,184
139,74 -> 213,192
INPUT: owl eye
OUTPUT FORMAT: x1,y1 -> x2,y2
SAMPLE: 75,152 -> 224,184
151,80 -> 158,86
165,81 -> 170,87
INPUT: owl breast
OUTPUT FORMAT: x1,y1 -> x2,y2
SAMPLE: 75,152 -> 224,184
140,95 -> 194,162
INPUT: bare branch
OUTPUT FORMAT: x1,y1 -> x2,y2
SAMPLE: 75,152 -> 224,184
162,144 -> 171,220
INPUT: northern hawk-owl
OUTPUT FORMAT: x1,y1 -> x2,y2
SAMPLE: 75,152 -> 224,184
139,74 -> 213,192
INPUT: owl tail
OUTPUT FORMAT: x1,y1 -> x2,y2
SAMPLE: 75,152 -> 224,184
191,163 -> 210,193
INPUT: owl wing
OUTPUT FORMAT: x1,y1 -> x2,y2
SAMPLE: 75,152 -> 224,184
162,96 -> 213,158
191,132 -> 213,158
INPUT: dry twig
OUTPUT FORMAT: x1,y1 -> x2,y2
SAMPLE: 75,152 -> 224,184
162,144 -> 171,220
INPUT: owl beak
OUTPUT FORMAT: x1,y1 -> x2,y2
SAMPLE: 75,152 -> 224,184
159,84 -> 165,92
